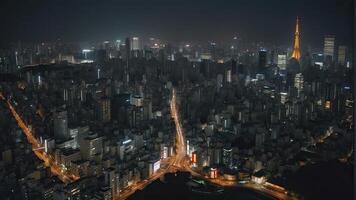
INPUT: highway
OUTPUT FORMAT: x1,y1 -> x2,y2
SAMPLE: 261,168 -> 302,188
0,92 -> 79,183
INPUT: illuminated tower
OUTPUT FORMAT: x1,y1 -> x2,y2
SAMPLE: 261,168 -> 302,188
291,17 -> 301,61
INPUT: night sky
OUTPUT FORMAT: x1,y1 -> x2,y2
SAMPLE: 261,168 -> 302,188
0,0 -> 354,49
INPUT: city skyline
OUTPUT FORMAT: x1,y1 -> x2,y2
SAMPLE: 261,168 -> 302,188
0,0 -> 354,49
0,1 -> 354,200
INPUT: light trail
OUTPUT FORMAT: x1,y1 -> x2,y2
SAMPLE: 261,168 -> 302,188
0,92 -> 79,183
170,88 -> 186,167
2,89 -> 298,200
168,88 -> 298,200
114,88 -> 185,200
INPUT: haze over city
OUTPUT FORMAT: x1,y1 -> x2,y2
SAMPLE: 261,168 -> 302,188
0,1 -> 354,200
0,0 -> 353,47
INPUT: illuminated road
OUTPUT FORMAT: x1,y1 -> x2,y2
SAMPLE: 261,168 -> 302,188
115,88 -> 297,200
114,88 -> 186,200
168,88 -> 298,200
115,158 -> 175,200
170,88 -> 186,167
1,89 -> 297,200
0,92 -> 79,183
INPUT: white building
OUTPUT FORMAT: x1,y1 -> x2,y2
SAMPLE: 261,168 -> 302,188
277,54 -> 287,70
294,73 -> 304,96
131,37 -> 140,50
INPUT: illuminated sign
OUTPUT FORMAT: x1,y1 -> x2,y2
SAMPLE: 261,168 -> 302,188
82,49 -> 92,53
122,139 -> 132,145
191,151 -> 197,164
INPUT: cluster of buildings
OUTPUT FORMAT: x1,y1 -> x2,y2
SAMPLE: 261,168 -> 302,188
173,19 -> 353,187
0,54 -> 178,199
0,19 -> 353,199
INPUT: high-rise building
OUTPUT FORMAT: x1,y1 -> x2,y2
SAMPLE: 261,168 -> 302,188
231,36 -> 239,59
148,158 -> 161,176
226,70 -> 232,83
80,133 -> 103,161
270,49 -> 277,64
129,106 -> 144,128
291,17 -> 301,61
104,168 -> 118,196
294,73 -> 304,96
115,39 -> 121,49
338,45 -> 347,65
231,59 -> 237,75
131,37 -> 140,51
143,98 -> 153,120
54,111 -> 69,141
277,54 -> 287,70
97,97 -> 111,123
97,186 -> 112,200
324,35 -> 335,62
312,53 -> 324,68
280,92 -> 288,104
125,37 -> 131,59
258,50 -> 267,68
222,147 -> 232,168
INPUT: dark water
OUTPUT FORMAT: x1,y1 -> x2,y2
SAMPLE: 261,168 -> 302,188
286,160 -> 354,200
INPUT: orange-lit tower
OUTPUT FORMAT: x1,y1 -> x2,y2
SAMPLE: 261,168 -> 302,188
291,17 -> 301,61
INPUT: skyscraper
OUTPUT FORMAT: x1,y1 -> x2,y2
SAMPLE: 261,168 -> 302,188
97,97 -> 111,123
124,37 -> 131,86
131,37 -> 140,51
125,37 -> 131,59
312,53 -> 324,67
294,73 -> 304,96
226,70 -> 232,83
231,59 -> 237,75
54,111 -> 69,141
222,147 -> 232,168
291,17 -> 301,61
258,50 -> 267,68
324,35 -> 335,62
80,133 -> 103,160
277,54 -> 287,70
338,45 -> 347,65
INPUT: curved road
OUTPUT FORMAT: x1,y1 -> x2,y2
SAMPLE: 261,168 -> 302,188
168,88 -> 297,200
